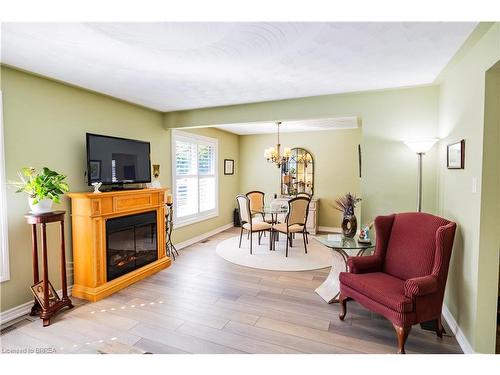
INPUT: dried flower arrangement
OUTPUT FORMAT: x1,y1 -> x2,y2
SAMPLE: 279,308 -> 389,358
334,192 -> 362,216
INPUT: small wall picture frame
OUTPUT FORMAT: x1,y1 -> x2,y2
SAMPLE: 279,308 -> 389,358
30,280 -> 61,308
224,159 -> 234,175
447,140 -> 465,169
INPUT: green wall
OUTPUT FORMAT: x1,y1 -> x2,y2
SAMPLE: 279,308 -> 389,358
164,85 -> 440,226
0,66 -> 240,312
239,129 -> 361,228
436,23 -> 500,353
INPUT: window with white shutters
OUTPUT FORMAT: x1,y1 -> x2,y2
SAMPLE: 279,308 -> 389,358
172,130 -> 218,227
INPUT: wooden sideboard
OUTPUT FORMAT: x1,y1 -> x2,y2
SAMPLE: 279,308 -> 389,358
68,188 -> 171,302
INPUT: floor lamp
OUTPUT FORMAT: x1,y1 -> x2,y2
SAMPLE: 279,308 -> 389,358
404,138 -> 439,331
404,139 -> 438,212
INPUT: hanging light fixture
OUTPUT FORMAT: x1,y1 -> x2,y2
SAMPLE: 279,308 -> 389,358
264,121 -> 291,168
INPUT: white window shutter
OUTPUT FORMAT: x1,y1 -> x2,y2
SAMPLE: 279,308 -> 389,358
172,130 -> 218,227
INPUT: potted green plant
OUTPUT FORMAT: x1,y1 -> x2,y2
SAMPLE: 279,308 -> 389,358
12,167 -> 70,213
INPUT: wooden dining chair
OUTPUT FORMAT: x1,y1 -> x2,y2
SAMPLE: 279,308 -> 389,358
294,193 -> 312,243
236,195 -> 272,254
272,197 -> 310,257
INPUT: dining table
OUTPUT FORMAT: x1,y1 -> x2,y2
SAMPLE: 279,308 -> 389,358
257,206 -> 288,250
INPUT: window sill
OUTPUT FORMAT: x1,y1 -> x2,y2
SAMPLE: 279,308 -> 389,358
0,274 -> 10,283
174,211 -> 219,229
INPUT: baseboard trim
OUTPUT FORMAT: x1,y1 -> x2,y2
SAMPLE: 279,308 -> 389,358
318,226 -> 342,233
0,286 -> 73,326
175,222 -> 234,250
442,304 -> 475,354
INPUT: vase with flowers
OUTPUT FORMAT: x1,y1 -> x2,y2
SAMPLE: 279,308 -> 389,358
334,192 -> 362,238
11,167 -> 70,214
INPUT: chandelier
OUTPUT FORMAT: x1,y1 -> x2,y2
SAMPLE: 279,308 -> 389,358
264,121 -> 291,168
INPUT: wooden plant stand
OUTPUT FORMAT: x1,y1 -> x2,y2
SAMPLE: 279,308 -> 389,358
25,210 -> 73,327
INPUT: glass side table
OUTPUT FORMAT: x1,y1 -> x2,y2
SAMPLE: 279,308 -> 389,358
314,234 -> 375,304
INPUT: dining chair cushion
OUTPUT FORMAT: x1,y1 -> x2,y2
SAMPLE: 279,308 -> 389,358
243,222 -> 272,231
273,223 -> 304,233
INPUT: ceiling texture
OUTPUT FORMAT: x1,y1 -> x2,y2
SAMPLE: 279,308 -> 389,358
213,117 -> 359,135
1,22 -> 476,112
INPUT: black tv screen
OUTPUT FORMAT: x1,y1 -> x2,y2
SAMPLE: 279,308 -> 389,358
86,133 -> 151,186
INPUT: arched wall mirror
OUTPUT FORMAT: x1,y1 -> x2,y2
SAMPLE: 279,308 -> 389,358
281,147 -> 314,196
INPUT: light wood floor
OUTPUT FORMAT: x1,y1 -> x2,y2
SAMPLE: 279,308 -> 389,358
0,228 -> 462,354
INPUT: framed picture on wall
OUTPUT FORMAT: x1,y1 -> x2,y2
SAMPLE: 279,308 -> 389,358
224,159 -> 234,175
447,140 -> 465,169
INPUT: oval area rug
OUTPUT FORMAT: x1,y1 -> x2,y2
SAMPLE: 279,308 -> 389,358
215,235 -> 332,271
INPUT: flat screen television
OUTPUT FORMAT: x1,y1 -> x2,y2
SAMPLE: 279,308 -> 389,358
86,133 -> 151,186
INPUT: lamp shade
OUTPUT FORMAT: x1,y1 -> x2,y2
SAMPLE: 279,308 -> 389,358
404,139 -> 438,153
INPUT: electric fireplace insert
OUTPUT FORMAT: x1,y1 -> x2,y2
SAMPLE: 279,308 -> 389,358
106,211 -> 158,282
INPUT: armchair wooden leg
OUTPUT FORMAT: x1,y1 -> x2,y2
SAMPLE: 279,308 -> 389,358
258,231 -> 261,245
436,316 -> 444,338
392,324 -> 411,354
339,293 -> 349,321
303,230 -> 307,254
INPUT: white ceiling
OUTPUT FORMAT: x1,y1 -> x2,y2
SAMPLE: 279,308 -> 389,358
213,116 -> 358,135
1,22 -> 476,112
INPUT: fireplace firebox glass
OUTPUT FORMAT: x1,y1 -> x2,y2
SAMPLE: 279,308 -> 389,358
106,211 -> 158,281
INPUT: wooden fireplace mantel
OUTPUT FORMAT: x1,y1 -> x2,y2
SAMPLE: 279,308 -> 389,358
68,188 -> 171,302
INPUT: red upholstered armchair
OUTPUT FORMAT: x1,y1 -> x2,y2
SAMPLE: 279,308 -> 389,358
338,212 -> 456,354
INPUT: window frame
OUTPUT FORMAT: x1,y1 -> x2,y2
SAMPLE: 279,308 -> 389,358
171,129 -> 219,228
0,91 -> 10,282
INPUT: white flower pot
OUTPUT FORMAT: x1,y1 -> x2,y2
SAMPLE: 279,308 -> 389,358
28,197 -> 54,214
